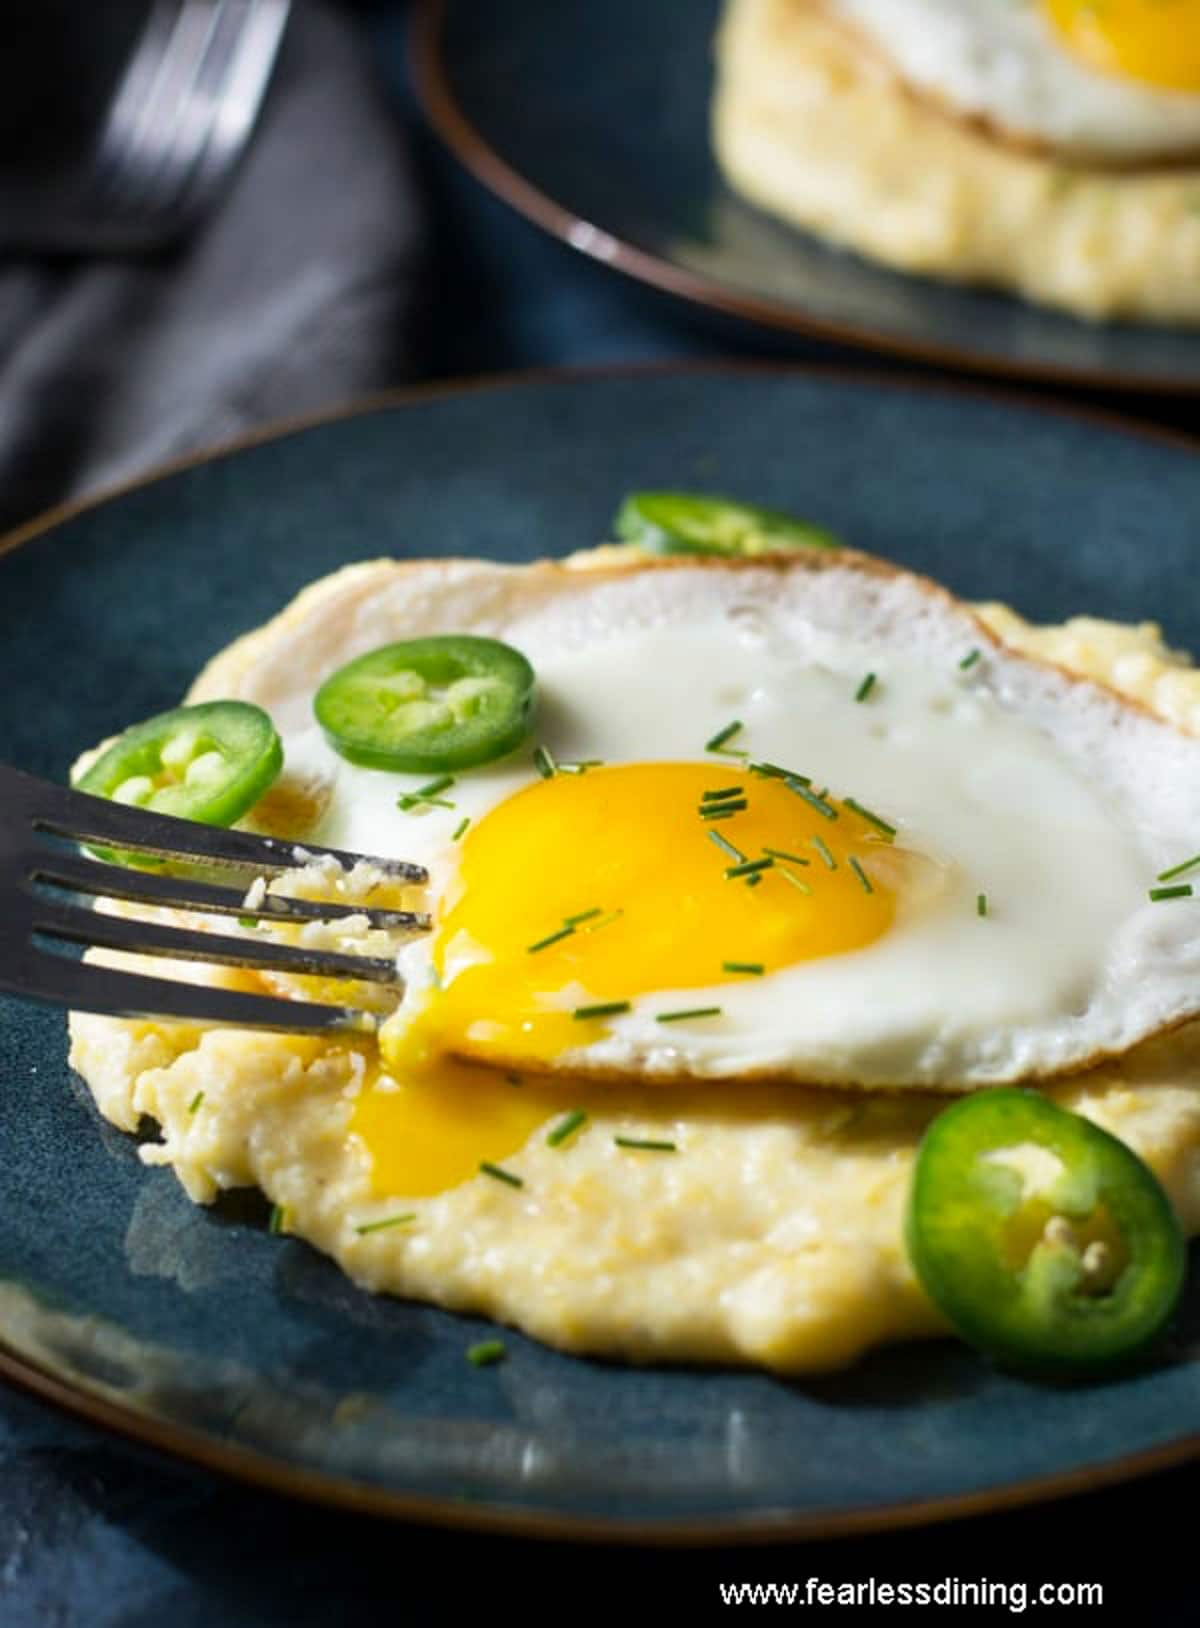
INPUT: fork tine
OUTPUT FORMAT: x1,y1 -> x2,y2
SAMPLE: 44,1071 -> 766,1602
32,900 -> 402,987
23,770 -> 427,882
12,952 -> 368,1035
30,850 -> 430,932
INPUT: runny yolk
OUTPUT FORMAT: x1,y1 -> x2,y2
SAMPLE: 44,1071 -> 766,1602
1044,0 -> 1200,92
380,760 -> 906,1077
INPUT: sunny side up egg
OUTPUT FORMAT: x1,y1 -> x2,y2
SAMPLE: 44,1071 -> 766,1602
824,0 -> 1200,161
208,553 -> 1200,1097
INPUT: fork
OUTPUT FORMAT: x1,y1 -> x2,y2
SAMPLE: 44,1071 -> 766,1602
1,763 -> 430,1034
10,0 -> 291,256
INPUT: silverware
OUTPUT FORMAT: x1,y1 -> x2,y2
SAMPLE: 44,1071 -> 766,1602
12,0 -> 291,255
2,763 -> 430,1033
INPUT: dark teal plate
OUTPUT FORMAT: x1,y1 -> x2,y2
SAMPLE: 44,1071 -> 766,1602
415,0 -> 1200,393
2,367 -> 1199,1540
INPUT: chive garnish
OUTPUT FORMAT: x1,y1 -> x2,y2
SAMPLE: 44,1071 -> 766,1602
583,909 -> 624,933
398,774 -> 457,811
776,866 -> 812,895
788,781 -> 838,820
558,759 -> 603,774
746,874 -> 763,888
977,893 -> 988,917
527,924 -> 575,954
763,847 -> 809,865
1157,853 -> 1200,883
722,960 -> 764,976
479,1161 -> 523,1188
614,1136 -> 677,1152
725,857 -> 773,879
573,1000 -> 632,1021
468,1340 -> 506,1366
187,1090 -> 204,1114
238,914 -> 256,930
1149,884 -> 1194,902
702,785 -> 743,801
811,835 -> 836,869
843,797 -> 896,839
355,1212 -> 416,1236
533,744 -> 558,779
564,907 -> 603,926
959,648 -> 982,671
700,800 -> 747,819
708,830 -> 745,863
547,1109 -> 588,1147
749,761 -> 812,785
269,1203 -> 288,1235
656,1006 -> 722,1023
705,720 -> 743,752
848,856 -> 874,895
417,775 -> 454,799
855,672 -> 876,703
452,816 -> 471,841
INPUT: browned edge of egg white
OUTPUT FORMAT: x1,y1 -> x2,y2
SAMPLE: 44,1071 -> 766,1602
410,0 -> 1200,394
1,361 -> 1199,1540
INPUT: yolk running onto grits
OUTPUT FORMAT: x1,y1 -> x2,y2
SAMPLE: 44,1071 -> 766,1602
379,760 -> 914,1077
1044,0 -> 1200,91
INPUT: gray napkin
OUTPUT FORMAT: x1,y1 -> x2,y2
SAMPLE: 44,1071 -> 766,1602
0,0 -> 425,533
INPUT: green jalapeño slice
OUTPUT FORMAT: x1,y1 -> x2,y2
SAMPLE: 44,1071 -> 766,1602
614,491 -> 839,556
906,1090 -> 1185,1376
314,634 -> 536,773
75,701 -> 283,827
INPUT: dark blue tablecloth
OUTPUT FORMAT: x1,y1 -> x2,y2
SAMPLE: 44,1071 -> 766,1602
1,4 -> 1196,1621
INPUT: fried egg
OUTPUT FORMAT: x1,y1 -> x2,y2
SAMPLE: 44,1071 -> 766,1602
824,0 -> 1200,162
189,552 -> 1200,1091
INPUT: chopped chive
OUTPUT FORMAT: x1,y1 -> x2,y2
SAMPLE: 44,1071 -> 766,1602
976,892 -> 988,917
705,720 -> 743,752
700,800 -> 747,819
848,856 -> 874,895
479,1161 -> 523,1188
564,907 -> 603,926
745,874 -> 763,888
748,760 -> 812,785
573,1000 -> 632,1021
776,866 -> 812,895
527,924 -> 575,954
725,857 -> 773,879
451,816 -> 471,841
268,1203 -> 288,1235
558,759 -> 603,774
614,1136 -> 677,1152
583,909 -> 623,933
467,1340 -> 506,1366
187,1090 -> 204,1114
702,785 -> 744,801
708,830 -> 745,863
1157,853 -> 1200,882
763,847 -> 809,865
843,797 -> 897,839
1149,884 -> 1194,902
398,793 -> 455,811
547,1109 -> 588,1147
533,744 -> 557,779
417,775 -> 454,799
959,648 -> 982,671
811,835 -> 837,869
355,1212 -> 416,1236
701,809 -> 736,822
855,672 -> 877,702
788,781 -> 838,820
656,1006 -> 723,1024
237,914 -> 257,930
723,960 -> 764,976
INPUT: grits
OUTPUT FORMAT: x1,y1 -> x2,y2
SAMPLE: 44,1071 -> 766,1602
712,0 -> 1200,325
66,559 -> 1200,1373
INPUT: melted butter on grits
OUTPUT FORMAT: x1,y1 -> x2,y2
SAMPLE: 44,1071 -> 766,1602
67,567 -> 1200,1374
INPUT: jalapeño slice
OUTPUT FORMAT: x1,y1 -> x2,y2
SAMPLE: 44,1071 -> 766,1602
314,635 -> 536,773
906,1090 -> 1185,1376
614,491 -> 839,556
74,701 -> 283,827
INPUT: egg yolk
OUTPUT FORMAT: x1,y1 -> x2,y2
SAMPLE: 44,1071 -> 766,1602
1044,0 -> 1200,92
380,760 -> 907,1077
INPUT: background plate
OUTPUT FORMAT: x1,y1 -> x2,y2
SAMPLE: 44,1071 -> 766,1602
2,367 -> 1200,1540
416,0 -> 1200,393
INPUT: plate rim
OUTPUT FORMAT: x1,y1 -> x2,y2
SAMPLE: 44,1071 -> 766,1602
411,0 -> 1200,396
3,359 -> 1200,1542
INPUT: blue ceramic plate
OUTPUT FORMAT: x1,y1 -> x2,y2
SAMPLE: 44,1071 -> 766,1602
414,0 -> 1200,393
2,367 -> 1199,1540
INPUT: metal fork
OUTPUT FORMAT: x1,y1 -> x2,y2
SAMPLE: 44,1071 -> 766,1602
1,764 -> 430,1034
12,0 -> 291,255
